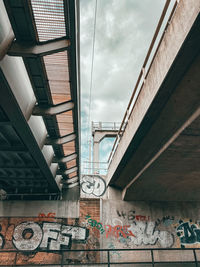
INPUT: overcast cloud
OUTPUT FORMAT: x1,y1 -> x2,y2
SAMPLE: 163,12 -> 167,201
80,0 -> 167,173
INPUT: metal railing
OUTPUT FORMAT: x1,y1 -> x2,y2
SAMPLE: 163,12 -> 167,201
108,0 -> 180,167
92,122 -> 122,133
0,248 -> 199,266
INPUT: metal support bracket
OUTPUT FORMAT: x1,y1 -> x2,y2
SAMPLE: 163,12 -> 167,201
61,176 -> 78,184
8,37 -> 70,57
57,166 -> 78,175
33,101 -> 74,116
45,133 -> 76,145
53,153 -> 77,163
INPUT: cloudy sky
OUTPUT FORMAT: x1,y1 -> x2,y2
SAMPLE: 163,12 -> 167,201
80,0 -> 173,174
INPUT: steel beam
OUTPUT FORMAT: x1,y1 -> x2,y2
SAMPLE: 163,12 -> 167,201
64,182 -> 79,188
8,38 -> 70,57
0,69 -> 60,192
61,176 -> 78,184
33,101 -> 74,116
0,121 -> 11,126
57,166 -> 78,175
53,153 -> 77,163
45,133 -> 76,145
0,146 -> 27,152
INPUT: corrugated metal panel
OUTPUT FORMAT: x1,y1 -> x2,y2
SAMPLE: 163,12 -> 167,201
31,0 -> 66,42
43,51 -> 71,105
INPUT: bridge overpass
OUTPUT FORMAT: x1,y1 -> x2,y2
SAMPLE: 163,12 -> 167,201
0,0 -> 80,200
107,0 -> 200,201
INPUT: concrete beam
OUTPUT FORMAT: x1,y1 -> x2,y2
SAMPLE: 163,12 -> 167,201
45,133 -> 76,145
0,28 -> 14,60
107,0 -> 200,190
8,38 -> 70,57
53,153 -> 77,163
0,200 -> 79,218
33,101 -> 74,116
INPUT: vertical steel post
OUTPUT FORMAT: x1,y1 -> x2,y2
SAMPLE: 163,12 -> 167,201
107,250 -> 110,267
151,250 -> 155,267
193,249 -> 198,267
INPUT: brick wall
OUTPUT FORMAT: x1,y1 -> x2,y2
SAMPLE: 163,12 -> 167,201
0,199 -> 101,266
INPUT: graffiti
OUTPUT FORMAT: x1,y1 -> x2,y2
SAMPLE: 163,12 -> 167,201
0,225 -> 4,249
176,220 -> 200,247
85,215 -> 105,234
108,242 -> 121,257
0,221 -> 89,251
128,221 -> 174,248
155,216 -> 175,227
104,225 -> 135,239
105,217 -> 123,226
81,175 -> 106,197
38,212 -> 56,218
116,210 -> 150,222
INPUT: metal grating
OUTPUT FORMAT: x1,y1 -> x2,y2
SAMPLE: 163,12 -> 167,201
31,0 -> 66,42
2,0 -> 80,197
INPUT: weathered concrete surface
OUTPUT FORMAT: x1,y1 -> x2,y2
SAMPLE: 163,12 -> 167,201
0,200 -> 79,218
99,200 -> 200,264
123,113 -> 200,201
107,0 -> 200,201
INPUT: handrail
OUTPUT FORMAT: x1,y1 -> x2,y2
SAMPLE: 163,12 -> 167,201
0,247 -> 199,266
108,0 -> 180,167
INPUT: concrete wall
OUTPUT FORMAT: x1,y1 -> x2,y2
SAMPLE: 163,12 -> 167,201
1,195 -> 200,265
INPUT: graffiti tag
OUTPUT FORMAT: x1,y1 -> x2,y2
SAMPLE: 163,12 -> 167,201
117,210 -> 150,222
81,175 -> 106,197
128,221 -> 174,248
1,221 -> 88,251
155,216 -> 175,227
38,212 -> 56,218
104,225 -> 135,239
176,221 -> 200,247
85,215 -> 105,234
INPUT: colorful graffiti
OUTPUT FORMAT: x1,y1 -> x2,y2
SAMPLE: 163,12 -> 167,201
81,175 -> 106,197
128,221 -> 174,248
176,220 -> 200,247
85,215 -> 105,234
108,242 -> 121,257
0,221 -> 88,251
155,216 -> 175,227
104,225 -> 135,239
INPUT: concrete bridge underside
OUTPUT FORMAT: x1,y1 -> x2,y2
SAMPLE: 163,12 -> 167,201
107,0 -> 200,201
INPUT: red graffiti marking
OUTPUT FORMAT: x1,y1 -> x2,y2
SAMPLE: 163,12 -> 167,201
104,225 -> 135,239
38,212 -> 56,218
135,215 -> 150,221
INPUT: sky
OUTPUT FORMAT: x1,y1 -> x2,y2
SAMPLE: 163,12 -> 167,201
80,0 -> 171,174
